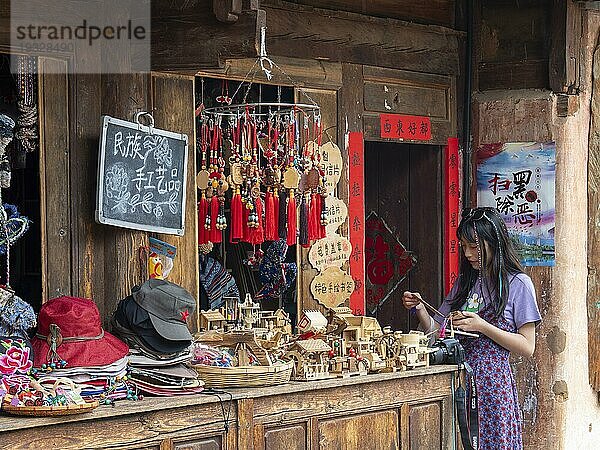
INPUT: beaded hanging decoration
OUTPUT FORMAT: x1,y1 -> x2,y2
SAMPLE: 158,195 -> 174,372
14,56 -> 39,164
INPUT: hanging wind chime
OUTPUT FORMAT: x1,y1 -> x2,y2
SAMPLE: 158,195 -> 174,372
196,28 -> 329,250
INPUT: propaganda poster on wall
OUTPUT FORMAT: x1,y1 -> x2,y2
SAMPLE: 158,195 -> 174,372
476,142 -> 556,267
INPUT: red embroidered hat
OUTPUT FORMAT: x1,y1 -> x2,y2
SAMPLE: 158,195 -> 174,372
31,296 -> 129,368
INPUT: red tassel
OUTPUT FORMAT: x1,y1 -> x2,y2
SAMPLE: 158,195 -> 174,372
198,195 -> 209,244
273,189 -> 280,240
230,189 -> 243,243
286,190 -> 297,246
247,198 -> 265,245
209,194 -> 222,243
265,190 -> 276,241
242,202 -> 250,243
308,192 -> 319,242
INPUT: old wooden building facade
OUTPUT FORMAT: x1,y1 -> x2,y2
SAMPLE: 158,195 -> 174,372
0,0 -> 598,449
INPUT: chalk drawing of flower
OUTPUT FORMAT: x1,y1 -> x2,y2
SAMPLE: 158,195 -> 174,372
105,163 -> 130,213
153,205 -> 164,219
105,163 -> 129,199
152,137 -> 172,166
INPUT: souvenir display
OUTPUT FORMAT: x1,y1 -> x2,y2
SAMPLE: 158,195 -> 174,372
111,279 -> 204,396
197,90 -> 328,250
29,296 -> 135,404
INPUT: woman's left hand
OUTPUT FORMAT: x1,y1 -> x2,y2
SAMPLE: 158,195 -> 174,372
451,311 -> 487,333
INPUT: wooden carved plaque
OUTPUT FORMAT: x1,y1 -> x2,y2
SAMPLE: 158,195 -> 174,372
320,142 -> 342,194
308,234 -> 352,271
310,266 -> 355,309
325,196 -> 348,235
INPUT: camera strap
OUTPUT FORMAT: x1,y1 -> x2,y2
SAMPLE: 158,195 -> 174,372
455,361 -> 479,450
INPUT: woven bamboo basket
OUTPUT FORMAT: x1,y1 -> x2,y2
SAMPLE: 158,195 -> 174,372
1,398 -> 99,417
192,360 -> 294,388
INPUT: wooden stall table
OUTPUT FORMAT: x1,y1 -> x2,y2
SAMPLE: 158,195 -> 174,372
0,366 -> 457,450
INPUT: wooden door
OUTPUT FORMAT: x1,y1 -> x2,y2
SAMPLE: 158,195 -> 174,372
364,141 -> 443,332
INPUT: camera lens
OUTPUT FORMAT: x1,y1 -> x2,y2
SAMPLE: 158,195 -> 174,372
429,347 -> 448,365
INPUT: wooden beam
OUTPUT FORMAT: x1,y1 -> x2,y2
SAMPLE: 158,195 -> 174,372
282,0 -> 457,28
262,1 -> 461,75
550,0 -> 582,93
151,0 -> 265,73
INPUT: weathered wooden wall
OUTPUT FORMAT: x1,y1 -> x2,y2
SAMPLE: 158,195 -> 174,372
475,0 -> 552,91
472,89 -> 558,449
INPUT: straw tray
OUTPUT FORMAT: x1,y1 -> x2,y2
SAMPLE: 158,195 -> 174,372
192,360 -> 294,388
1,399 -> 99,417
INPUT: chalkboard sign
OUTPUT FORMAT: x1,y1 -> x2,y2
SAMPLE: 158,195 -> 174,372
96,114 -> 189,236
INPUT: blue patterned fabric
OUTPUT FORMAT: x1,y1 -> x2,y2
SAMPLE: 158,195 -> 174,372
255,239 -> 297,299
0,291 -> 36,340
199,255 -> 240,309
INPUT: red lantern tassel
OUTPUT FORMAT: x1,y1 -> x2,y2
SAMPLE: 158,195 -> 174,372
209,194 -> 222,243
230,188 -> 243,243
248,198 -> 265,245
242,203 -> 250,243
286,190 -> 297,246
308,192 -> 319,242
265,190 -> 276,241
273,189 -> 280,240
198,194 -> 209,244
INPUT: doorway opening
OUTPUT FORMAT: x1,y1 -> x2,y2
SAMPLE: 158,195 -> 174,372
364,141 -> 443,332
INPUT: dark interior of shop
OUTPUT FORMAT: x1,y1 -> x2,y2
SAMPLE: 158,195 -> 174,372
0,53 -> 42,312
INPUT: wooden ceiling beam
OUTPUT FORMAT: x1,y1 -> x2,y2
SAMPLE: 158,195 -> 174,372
151,0 -> 264,73
261,0 -> 461,75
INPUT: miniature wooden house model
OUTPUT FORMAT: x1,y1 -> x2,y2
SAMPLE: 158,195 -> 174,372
286,338 -> 333,381
199,310 -> 228,331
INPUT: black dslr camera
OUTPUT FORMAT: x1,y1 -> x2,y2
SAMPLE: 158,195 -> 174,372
429,338 -> 466,365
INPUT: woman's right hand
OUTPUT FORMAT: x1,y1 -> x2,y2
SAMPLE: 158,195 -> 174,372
402,291 -> 424,311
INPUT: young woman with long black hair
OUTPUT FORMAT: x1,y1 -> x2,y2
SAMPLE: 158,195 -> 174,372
402,206 -> 541,450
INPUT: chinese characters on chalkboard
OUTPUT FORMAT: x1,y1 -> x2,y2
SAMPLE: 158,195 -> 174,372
97,115 -> 188,235
476,142 -> 556,266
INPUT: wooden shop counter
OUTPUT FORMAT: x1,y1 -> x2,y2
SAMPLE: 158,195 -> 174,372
0,365 -> 457,450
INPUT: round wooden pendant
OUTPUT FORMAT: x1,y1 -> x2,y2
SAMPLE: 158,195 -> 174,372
264,166 -> 275,186
283,167 -> 300,189
231,163 -> 244,185
305,167 -> 320,190
196,169 -> 210,190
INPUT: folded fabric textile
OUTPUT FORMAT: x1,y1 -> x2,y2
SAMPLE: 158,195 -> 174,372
32,296 -> 129,368
199,255 -> 240,309
37,356 -> 129,379
0,289 -> 36,340
131,378 -> 204,396
128,350 -> 191,367
129,363 -> 204,397
0,337 -> 33,376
